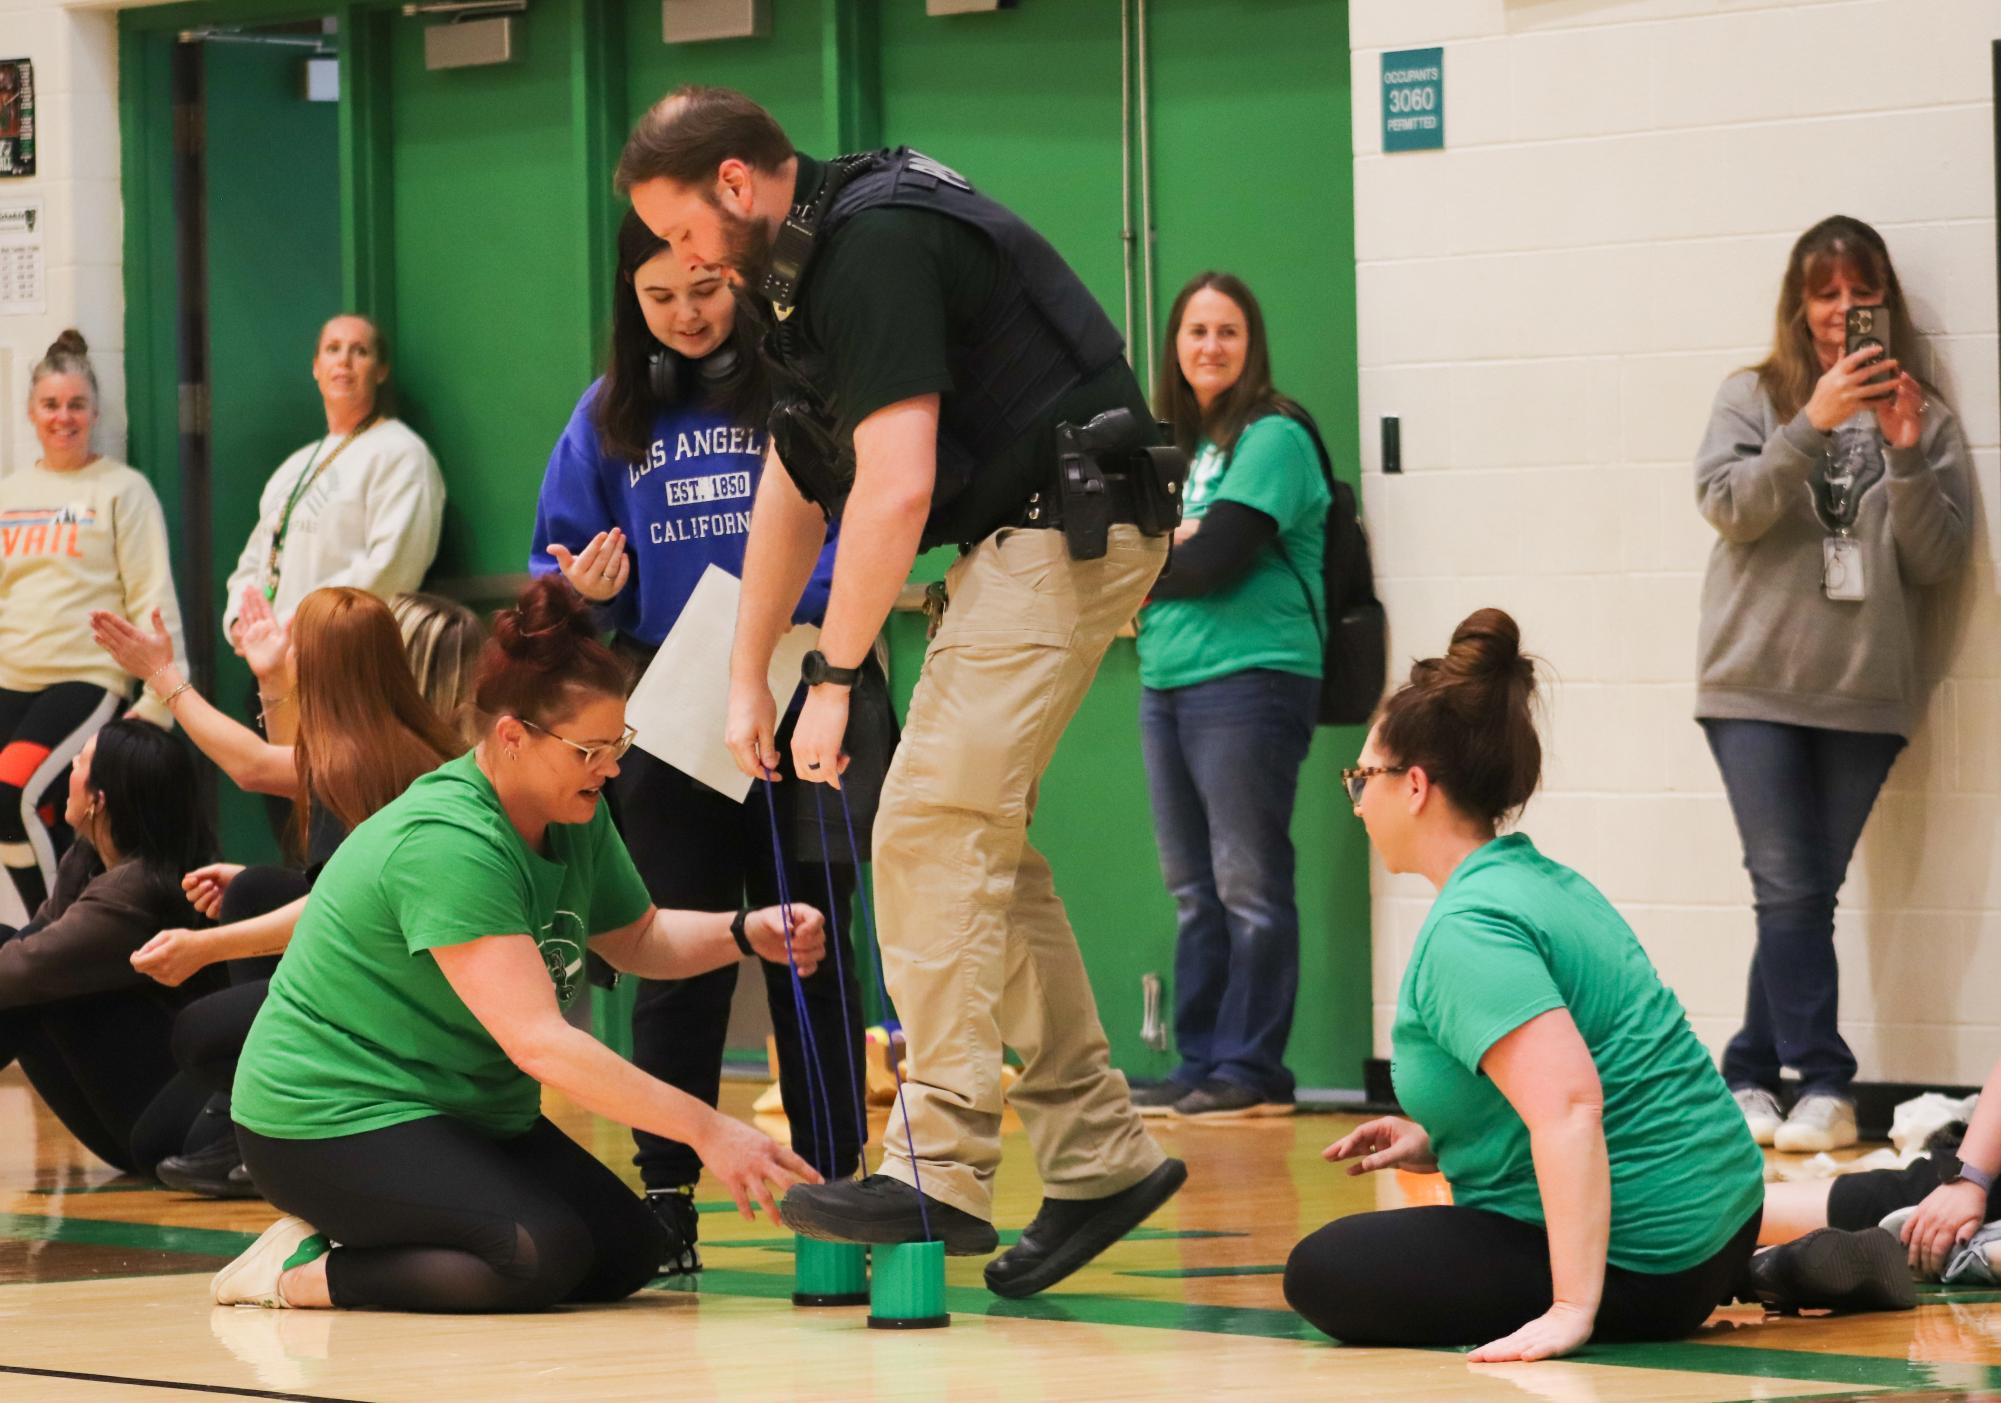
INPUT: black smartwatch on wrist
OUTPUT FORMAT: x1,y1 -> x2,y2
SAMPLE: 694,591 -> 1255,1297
730,908 -> 756,959
801,649 -> 861,688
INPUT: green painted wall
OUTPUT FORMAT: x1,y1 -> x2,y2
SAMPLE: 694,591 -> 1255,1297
117,28 -> 342,866
386,0 -> 591,582
869,0 -> 1367,1089
121,0 -> 1369,1090
203,39 -> 344,863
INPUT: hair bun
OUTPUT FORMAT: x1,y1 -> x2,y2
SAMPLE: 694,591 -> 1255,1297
491,575 -> 602,672
1444,608 -> 1527,681
47,328 -> 88,359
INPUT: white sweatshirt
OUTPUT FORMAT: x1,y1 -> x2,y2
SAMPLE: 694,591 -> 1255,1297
220,417 -> 446,637
0,456 -> 190,727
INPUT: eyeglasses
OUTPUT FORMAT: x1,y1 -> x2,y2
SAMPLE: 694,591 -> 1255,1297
1340,765 -> 1407,806
520,718 -> 637,767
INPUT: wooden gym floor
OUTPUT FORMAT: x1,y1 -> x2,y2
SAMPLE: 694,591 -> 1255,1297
4,1067 -> 1999,1402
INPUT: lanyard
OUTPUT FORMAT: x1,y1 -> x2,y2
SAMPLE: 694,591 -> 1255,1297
264,415 -> 378,600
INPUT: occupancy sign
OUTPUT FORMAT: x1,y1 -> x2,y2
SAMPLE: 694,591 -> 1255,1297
1381,47 -> 1443,152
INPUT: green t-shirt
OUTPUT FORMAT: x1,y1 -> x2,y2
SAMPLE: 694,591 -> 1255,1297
232,752 -> 653,1141
1137,414 -> 1331,690
1392,834 -> 1764,1274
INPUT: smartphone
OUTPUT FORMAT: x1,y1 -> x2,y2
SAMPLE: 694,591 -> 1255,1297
1845,306 -> 1895,392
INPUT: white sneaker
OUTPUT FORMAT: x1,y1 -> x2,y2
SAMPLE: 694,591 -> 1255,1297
211,1216 -> 328,1308
1735,1087 -> 1784,1146
1774,1094 -> 1858,1154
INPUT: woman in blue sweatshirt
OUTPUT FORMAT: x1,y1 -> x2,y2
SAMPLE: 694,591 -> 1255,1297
532,210 -> 879,1277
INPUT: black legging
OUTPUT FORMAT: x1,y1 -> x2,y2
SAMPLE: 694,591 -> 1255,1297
1829,1151 -> 2000,1229
0,682 -> 122,916
612,741 -> 866,1189
0,977 -> 210,1176
166,864 -> 310,1141
238,1116 -> 667,1313
217,864 -> 309,986
1284,1205 -> 1762,1347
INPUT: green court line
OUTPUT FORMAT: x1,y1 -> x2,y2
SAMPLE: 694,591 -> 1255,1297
22,1182 -> 168,1196
660,1261 -> 2001,1391
1916,1282 -> 2001,1303
1117,1264 -> 1288,1279
649,1267 -> 1323,1340
1539,1340 -> 2001,1392
703,1226 -> 1249,1252
0,1213 -> 250,1258
0,1210 -> 1994,1394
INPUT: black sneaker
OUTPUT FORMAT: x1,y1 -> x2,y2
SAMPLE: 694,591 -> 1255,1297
156,1138 -> 260,1200
1130,1081 -> 1190,1118
1173,1080 -> 1294,1120
984,1158 -> 1188,1299
779,1174 -> 998,1256
1748,1228 -> 1916,1314
646,1186 -> 702,1277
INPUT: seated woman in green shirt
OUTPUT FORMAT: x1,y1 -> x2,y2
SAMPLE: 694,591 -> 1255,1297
210,577 -> 823,1314
1284,608 -> 1912,1361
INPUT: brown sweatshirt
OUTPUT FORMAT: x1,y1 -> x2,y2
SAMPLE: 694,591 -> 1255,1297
0,842 -> 209,1008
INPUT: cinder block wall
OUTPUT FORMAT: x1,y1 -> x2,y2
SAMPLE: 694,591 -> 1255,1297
0,1 -> 126,476
1352,0 -> 2001,1085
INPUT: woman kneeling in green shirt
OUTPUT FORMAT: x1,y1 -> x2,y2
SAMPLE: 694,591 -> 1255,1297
210,578 -> 822,1313
1284,609 -> 1912,1360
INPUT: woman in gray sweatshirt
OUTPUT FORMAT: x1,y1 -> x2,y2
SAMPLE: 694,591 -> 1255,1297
1695,215 -> 1971,1155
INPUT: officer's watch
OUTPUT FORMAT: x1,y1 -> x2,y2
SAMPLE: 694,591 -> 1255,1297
801,649 -> 861,688
730,908 -> 756,959
1946,1159 -> 1997,1194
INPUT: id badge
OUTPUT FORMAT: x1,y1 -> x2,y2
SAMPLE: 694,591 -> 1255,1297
1823,536 -> 1866,601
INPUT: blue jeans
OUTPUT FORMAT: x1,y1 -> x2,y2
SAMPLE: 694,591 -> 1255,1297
1702,718 -> 1905,1099
1140,668 -> 1320,1102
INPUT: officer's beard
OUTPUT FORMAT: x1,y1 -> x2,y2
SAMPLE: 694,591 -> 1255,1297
718,204 -> 775,286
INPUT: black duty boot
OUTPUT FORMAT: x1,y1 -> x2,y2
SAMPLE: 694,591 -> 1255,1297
984,1158 -> 1188,1299
779,1174 -> 998,1255
1748,1227 -> 1917,1314
647,1186 -> 702,1277
156,1136 -> 259,1200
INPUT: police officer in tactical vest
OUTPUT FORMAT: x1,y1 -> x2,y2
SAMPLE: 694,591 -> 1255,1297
620,86 -> 1188,1298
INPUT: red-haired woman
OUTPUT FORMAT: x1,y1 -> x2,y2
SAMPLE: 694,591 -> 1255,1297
210,578 -> 821,1314
93,584 -> 469,1194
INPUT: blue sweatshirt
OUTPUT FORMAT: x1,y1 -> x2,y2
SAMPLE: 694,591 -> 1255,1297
530,382 -> 835,646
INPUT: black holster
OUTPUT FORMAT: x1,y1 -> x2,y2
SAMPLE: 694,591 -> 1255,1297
1048,410 -> 1187,560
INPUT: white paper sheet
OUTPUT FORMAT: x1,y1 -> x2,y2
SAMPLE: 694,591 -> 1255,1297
627,564 -> 817,801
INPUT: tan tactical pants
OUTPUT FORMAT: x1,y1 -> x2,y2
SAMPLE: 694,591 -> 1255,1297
873,523 -> 1169,1220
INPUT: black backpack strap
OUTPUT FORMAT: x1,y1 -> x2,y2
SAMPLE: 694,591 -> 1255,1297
1217,407 -> 1330,646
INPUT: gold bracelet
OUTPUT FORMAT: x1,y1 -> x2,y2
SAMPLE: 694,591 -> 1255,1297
158,680 -> 194,708
259,691 -> 291,710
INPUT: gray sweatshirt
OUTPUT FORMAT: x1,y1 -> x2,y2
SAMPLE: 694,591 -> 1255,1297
1694,369 -> 1971,737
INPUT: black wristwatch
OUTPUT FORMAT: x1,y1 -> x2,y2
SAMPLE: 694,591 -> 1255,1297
730,908 -> 756,959
801,649 -> 861,688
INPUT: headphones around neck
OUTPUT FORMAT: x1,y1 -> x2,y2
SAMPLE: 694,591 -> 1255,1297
648,341 -> 742,406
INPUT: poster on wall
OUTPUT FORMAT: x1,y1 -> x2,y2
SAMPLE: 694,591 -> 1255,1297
0,199 -> 46,313
0,60 -> 34,178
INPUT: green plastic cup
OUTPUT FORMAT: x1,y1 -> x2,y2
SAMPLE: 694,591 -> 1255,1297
868,1239 -> 948,1329
793,1237 -> 869,1307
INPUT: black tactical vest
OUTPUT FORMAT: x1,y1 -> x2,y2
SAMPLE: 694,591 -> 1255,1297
766,149 -> 1127,524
